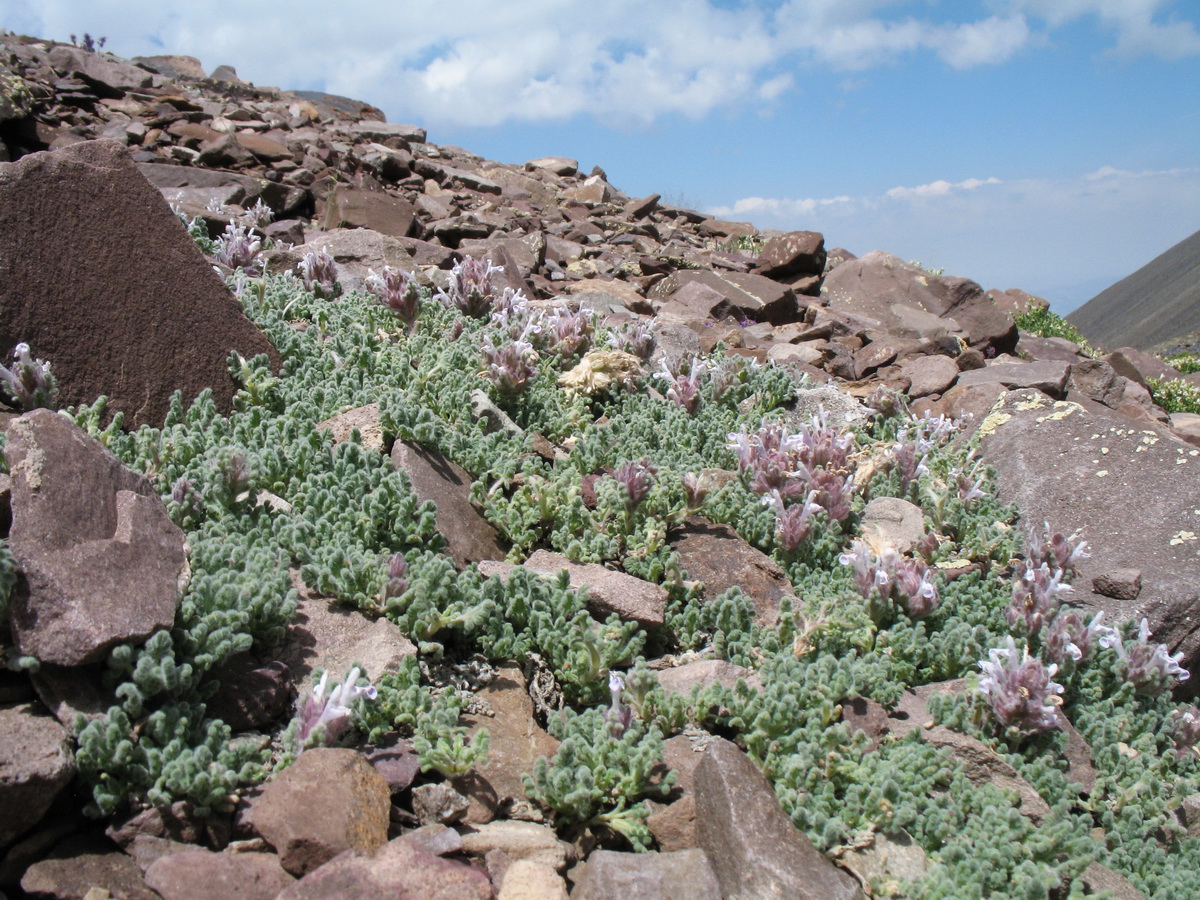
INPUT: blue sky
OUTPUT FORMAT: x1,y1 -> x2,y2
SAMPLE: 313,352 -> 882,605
4,1 -> 1199,312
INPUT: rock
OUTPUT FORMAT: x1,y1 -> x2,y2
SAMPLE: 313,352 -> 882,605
412,783 -> 470,825
693,738 -> 864,900
0,703 -> 75,846
5,410 -> 186,666
235,133 -> 293,163
1105,348 -> 1180,386
251,748 -> 390,876
572,849 -> 721,900
458,665 -> 559,824
21,839 -> 158,900
47,46 -> 154,96
139,162 -> 303,219
898,354 -> 960,398
497,858 -> 569,900
143,849 -> 294,900
1066,359 -> 1127,409
269,228 -> 416,284
859,497 -> 926,554
526,157 -> 578,176
755,231 -> 826,281
458,821 -> 570,872
390,440 -> 508,567
321,186 -> 415,238
650,270 -> 799,326
343,121 -> 427,143
976,390 -> 1200,675
0,140 -> 279,427
1178,793 -> 1200,839
670,517 -> 794,626
364,740 -> 421,795
479,551 -> 666,628
278,589 -> 417,687
646,795 -> 696,852
315,403 -> 386,454
132,55 -> 207,80
839,830 -> 930,895
1080,862 -> 1148,899
275,839 -> 491,900
655,659 -> 760,697
989,287 -> 1049,315
205,656 -> 293,731
822,251 -> 1016,354
1093,568 -> 1143,601
955,358 -> 1072,398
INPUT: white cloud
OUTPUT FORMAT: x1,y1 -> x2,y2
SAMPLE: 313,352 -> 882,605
2,1 -> 1193,128
708,166 -> 1200,312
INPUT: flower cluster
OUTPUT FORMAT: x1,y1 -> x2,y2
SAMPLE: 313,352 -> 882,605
542,307 -> 595,360
481,335 -> 538,396
366,266 -> 421,331
0,342 -> 58,410
839,540 -> 939,618
1100,619 -> 1190,696
892,413 -> 958,492
763,489 -> 822,553
977,636 -> 1064,737
1005,525 -> 1090,640
728,410 -> 855,513
607,671 -> 633,738
1171,706 -> 1200,760
1026,522 -> 1090,578
440,256 -> 507,318
657,356 -> 703,414
605,320 -> 656,361
610,459 -> 656,515
297,246 -> 340,299
295,666 -> 378,750
214,222 -> 262,274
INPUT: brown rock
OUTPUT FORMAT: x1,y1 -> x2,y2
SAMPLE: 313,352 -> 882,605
0,140 -> 279,427
1093,569 -> 1143,601
0,703 -> 75,846
458,821 -> 570,871
1105,348 -> 1180,386
989,287 -> 1049,315
693,739 -> 863,900
646,794 -> 696,852
655,659 -> 759,697
276,839 -> 491,900
755,231 -> 826,281
651,270 -> 799,326
21,841 -> 158,900
859,497 -> 926,554
670,517 -> 794,626
322,186 -> 415,238
411,783 -> 469,826
390,440 -> 508,567
252,748 -> 390,876
976,389 -> 1200,676
47,46 -> 154,96
1080,862 -> 1148,899
1067,359 -> 1127,409
5,410 -> 185,666
822,251 -> 1016,354
459,665 -> 559,824
315,403 -> 386,454
143,849 -> 294,900
898,354 -> 959,397
955,358 -> 1071,398
236,133 -> 294,163
572,849 -> 721,900
497,858 -> 569,899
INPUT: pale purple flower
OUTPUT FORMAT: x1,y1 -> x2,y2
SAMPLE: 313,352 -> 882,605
379,553 -> 409,606
659,357 -> 703,414
682,472 -> 706,512
892,557 -> 939,618
1102,619 -> 1190,695
606,321 -> 656,360
612,459 -> 656,514
808,469 -> 855,523
296,666 -> 378,749
215,222 -> 262,273
1006,562 -> 1073,638
607,671 -> 633,738
839,541 -> 880,599
367,266 -> 421,331
1027,524 -> 1090,578
482,336 -> 538,395
442,256 -> 505,318
298,246 -> 339,298
978,637 -> 1064,737
1043,610 -> 1114,665
543,307 -> 595,358
1171,706 -> 1200,760
0,342 -> 58,410
765,488 -> 821,553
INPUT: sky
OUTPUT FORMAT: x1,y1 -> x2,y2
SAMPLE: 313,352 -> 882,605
4,1 -> 1199,313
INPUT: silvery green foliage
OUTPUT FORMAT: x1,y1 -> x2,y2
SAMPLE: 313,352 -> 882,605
0,342 -> 59,410
523,705 -> 675,850
39,264 -> 1200,894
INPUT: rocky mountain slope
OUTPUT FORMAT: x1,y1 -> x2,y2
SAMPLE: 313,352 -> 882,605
1,32 -> 1199,900
1068,227 -> 1200,352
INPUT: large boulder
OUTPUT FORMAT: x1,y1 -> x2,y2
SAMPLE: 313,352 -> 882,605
822,251 -> 1016,354
0,140 -> 279,427
976,390 -> 1200,676
5,409 -> 186,666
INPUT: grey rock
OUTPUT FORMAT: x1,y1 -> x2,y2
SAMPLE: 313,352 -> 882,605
5,410 -> 185,666
859,497 -> 926,554
955,358 -> 1071,397
315,403 -> 386,454
755,230 -> 826,281
1093,568 -> 1144,600
458,821 -> 570,871
0,703 -> 75,846
497,858 -> 569,899
655,659 -> 761,697
839,830 -> 930,895
412,783 -> 470,825
898,354 -> 959,397
21,840 -> 158,900
693,738 -> 863,900
572,849 -> 721,900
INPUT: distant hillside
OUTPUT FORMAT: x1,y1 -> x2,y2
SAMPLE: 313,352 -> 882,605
1067,227 -> 1200,351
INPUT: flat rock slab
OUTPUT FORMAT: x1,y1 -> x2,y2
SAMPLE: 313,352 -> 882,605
670,517 -> 794,627
0,140 -> 278,427
573,848 -> 721,900
975,390 -> 1200,673
693,738 -> 864,900
5,409 -> 185,666
144,849 -> 294,900
252,748 -> 390,877
276,839 -> 491,900
22,844 -> 159,900
391,440 -> 507,567
0,702 -> 75,846
955,358 -> 1071,397
479,550 -> 667,627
